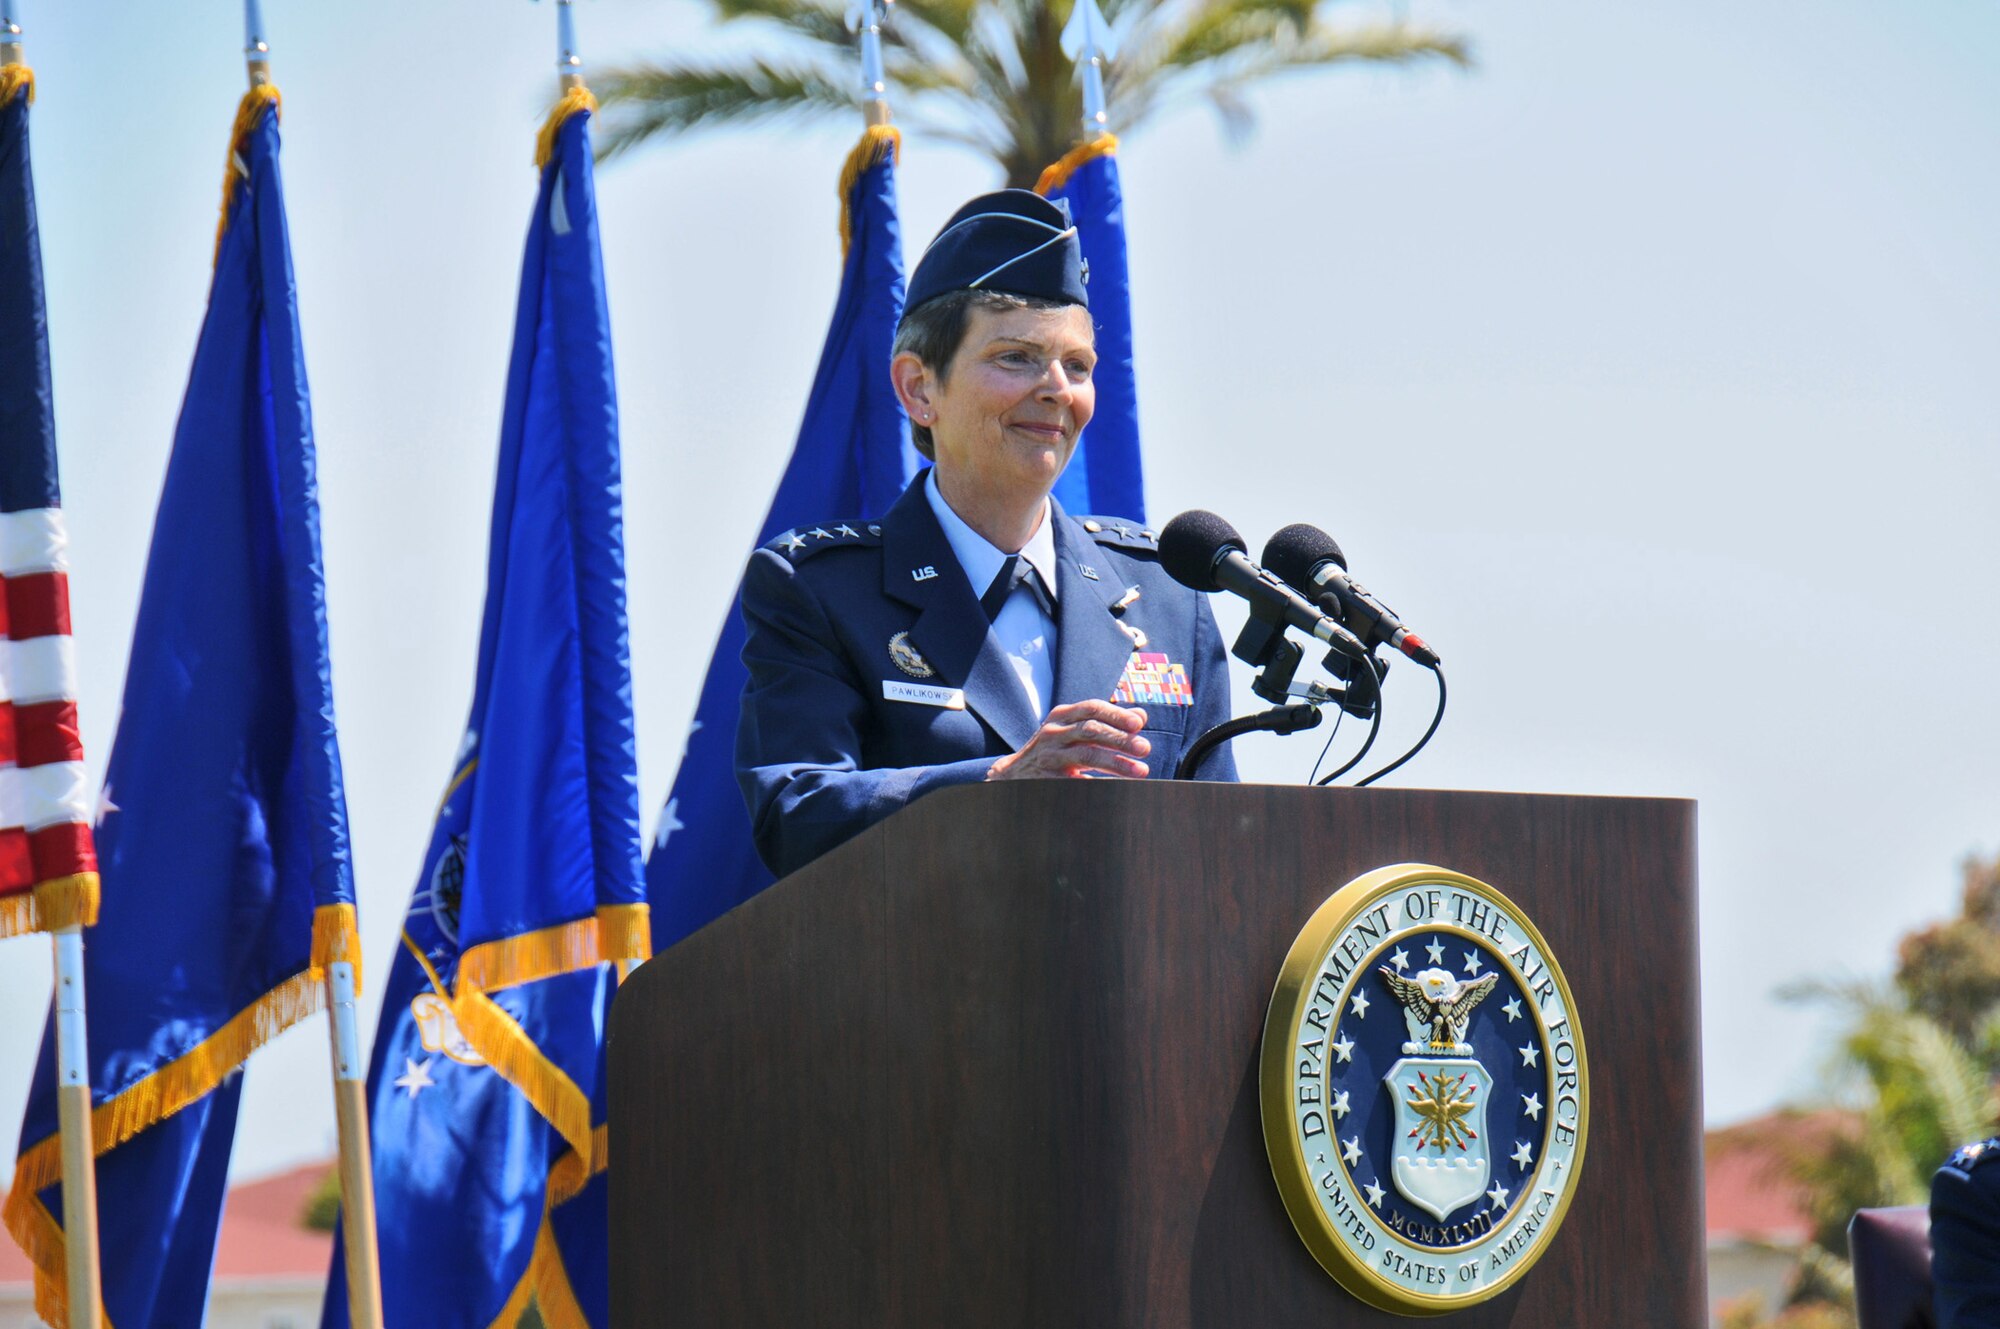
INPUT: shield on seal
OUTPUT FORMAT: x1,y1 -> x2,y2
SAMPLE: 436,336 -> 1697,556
1384,1055 -> 1494,1221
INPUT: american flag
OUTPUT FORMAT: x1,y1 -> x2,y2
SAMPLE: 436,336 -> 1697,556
0,62 -> 97,937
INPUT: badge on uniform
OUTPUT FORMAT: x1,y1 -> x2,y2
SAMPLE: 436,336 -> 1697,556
1113,651 -> 1193,707
888,631 -> 935,679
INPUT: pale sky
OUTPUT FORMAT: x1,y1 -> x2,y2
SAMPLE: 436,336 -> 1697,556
2,0 -> 1997,1187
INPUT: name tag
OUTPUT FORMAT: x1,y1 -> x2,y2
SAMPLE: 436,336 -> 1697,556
884,680 -> 966,709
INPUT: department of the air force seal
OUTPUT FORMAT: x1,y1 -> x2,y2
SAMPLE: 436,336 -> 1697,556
1260,864 -> 1588,1315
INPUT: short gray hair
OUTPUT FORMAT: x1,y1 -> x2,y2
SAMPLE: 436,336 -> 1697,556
893,290 -> 1082,460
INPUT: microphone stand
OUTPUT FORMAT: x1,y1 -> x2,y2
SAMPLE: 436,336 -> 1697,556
1176,702 -> 1322,780
1177,612 -> 1377,780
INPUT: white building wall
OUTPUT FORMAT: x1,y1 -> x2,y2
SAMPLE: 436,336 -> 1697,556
0,1279 -> 325,1329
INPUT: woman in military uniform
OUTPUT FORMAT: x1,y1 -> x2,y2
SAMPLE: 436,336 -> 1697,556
735,189 -> 1237,879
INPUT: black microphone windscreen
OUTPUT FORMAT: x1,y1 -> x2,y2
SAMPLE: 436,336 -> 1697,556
1263,523 -> 1346,594
1158,510 -> 1246,592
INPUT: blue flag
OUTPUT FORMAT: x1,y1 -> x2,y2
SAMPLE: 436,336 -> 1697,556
1039,136 -> 1147,522
644,125 -> 915,947
6,83 -> 360,1329
321,88 -> 646,1329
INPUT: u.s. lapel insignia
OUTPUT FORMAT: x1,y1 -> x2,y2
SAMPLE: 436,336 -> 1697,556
1113,651 -> 1191,706
888,631 -> 935,679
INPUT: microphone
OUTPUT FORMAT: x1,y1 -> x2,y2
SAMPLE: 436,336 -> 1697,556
1158,511 -> 1369,661
1262,524 -> 1440,668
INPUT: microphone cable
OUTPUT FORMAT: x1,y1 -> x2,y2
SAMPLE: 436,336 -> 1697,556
1315,654 -> 1385,787
1356,664 -> 1447,788
1306,700 -> 1345,785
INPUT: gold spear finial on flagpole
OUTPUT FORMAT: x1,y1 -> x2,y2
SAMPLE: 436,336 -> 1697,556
847,0 -> 894,127
1,0 -> 25,68
244,0 -> 271,85
556,0 -> 584,91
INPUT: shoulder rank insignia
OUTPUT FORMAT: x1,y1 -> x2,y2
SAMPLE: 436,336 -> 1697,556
1946,1139 -> 2000,1174
888,631 -> 935,679
1077,516 -> 1158,554
768,521 -> 881,562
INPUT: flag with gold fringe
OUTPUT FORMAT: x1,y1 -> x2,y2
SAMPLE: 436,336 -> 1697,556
1037,134 -> 1147,522
320,86 -> 646,1329
5,81 -> 361,1328
0,60 -> 98,943
642,123 -> 915,950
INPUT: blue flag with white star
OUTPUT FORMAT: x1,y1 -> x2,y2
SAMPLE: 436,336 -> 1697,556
320,90 -> 644,1329
1039,137 -> 1146,522
7,82 -> 360,1329
643,125 -> 915,947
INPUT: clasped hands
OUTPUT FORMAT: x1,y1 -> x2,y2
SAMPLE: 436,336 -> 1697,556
986,699 -> 1151,781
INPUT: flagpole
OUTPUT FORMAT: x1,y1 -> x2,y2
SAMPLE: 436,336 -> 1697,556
324,958 -> 384,1329
1,0 -> 22,66
51,926 -> 105,1329
242,11 -> 385,1317
555,0 -> 583,91
1060,0 -> 1117,138
849,0 -> 893,127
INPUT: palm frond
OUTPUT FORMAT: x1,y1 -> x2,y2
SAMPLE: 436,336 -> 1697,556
1113,19 -> 1469,141
705,0 -> 856,49
898,0 -> 985,49
591,59 -> 857,160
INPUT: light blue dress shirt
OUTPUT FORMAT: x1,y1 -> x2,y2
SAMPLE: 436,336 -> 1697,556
924,468 -> 1059,721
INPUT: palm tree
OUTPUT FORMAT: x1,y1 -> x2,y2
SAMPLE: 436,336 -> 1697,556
590,0 -> 1471,186
1712,981 -> 1999,1327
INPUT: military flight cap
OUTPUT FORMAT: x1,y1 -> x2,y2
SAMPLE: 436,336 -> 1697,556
904,188 -> 1089,315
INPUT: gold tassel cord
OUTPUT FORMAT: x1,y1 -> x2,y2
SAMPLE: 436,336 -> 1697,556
545,1123 -> 609,1208
214,82 -> 282,262
534,84 -> 597,170
484,1256 -> 538,1329
451,987 -> 596,1166
529,1213 -> 592,1329
838,124 -> 902,260
3,919 -> 345,1329
0,63 -> 34,106
457,915 -> 602,995
1034,133 -> 1119,197
0,873 -> 100,940
596,901 -> 651,964
312,900 -> 363,992
3,1190 -> 68,1329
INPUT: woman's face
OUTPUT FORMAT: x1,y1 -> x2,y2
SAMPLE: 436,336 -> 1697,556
917,302 -> 1097,507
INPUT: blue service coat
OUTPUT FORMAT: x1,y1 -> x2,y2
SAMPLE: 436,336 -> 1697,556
736,474 -> 1239,879
1934,1138 -> 2000,1328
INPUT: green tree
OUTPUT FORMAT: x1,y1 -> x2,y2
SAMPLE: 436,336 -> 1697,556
301,1165 -> 342,1231
591,0 -> 1470,186
1896,853 -> 2000,1047
1717,853 -> 2000,1328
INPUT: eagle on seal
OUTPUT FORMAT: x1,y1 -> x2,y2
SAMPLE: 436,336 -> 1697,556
1379,966 -> 1500,1053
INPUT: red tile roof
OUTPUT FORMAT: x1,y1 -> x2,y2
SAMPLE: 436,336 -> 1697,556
3,1120 -> 1835,1288
1704,1110 -> 1851,1246
2,1160 -> 335,1288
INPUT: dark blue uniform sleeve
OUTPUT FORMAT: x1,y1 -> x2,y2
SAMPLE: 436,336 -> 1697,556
1934,1147 -> 2000,1328
735,547 -> 992,879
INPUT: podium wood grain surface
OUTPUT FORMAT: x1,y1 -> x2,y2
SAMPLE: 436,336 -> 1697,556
611,782 -> 1703,1326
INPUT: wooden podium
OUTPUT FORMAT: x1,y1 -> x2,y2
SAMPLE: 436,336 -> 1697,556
609,782 -> 1704,1326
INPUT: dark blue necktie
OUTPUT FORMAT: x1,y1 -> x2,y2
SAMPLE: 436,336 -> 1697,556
981,554 -> 1053,621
